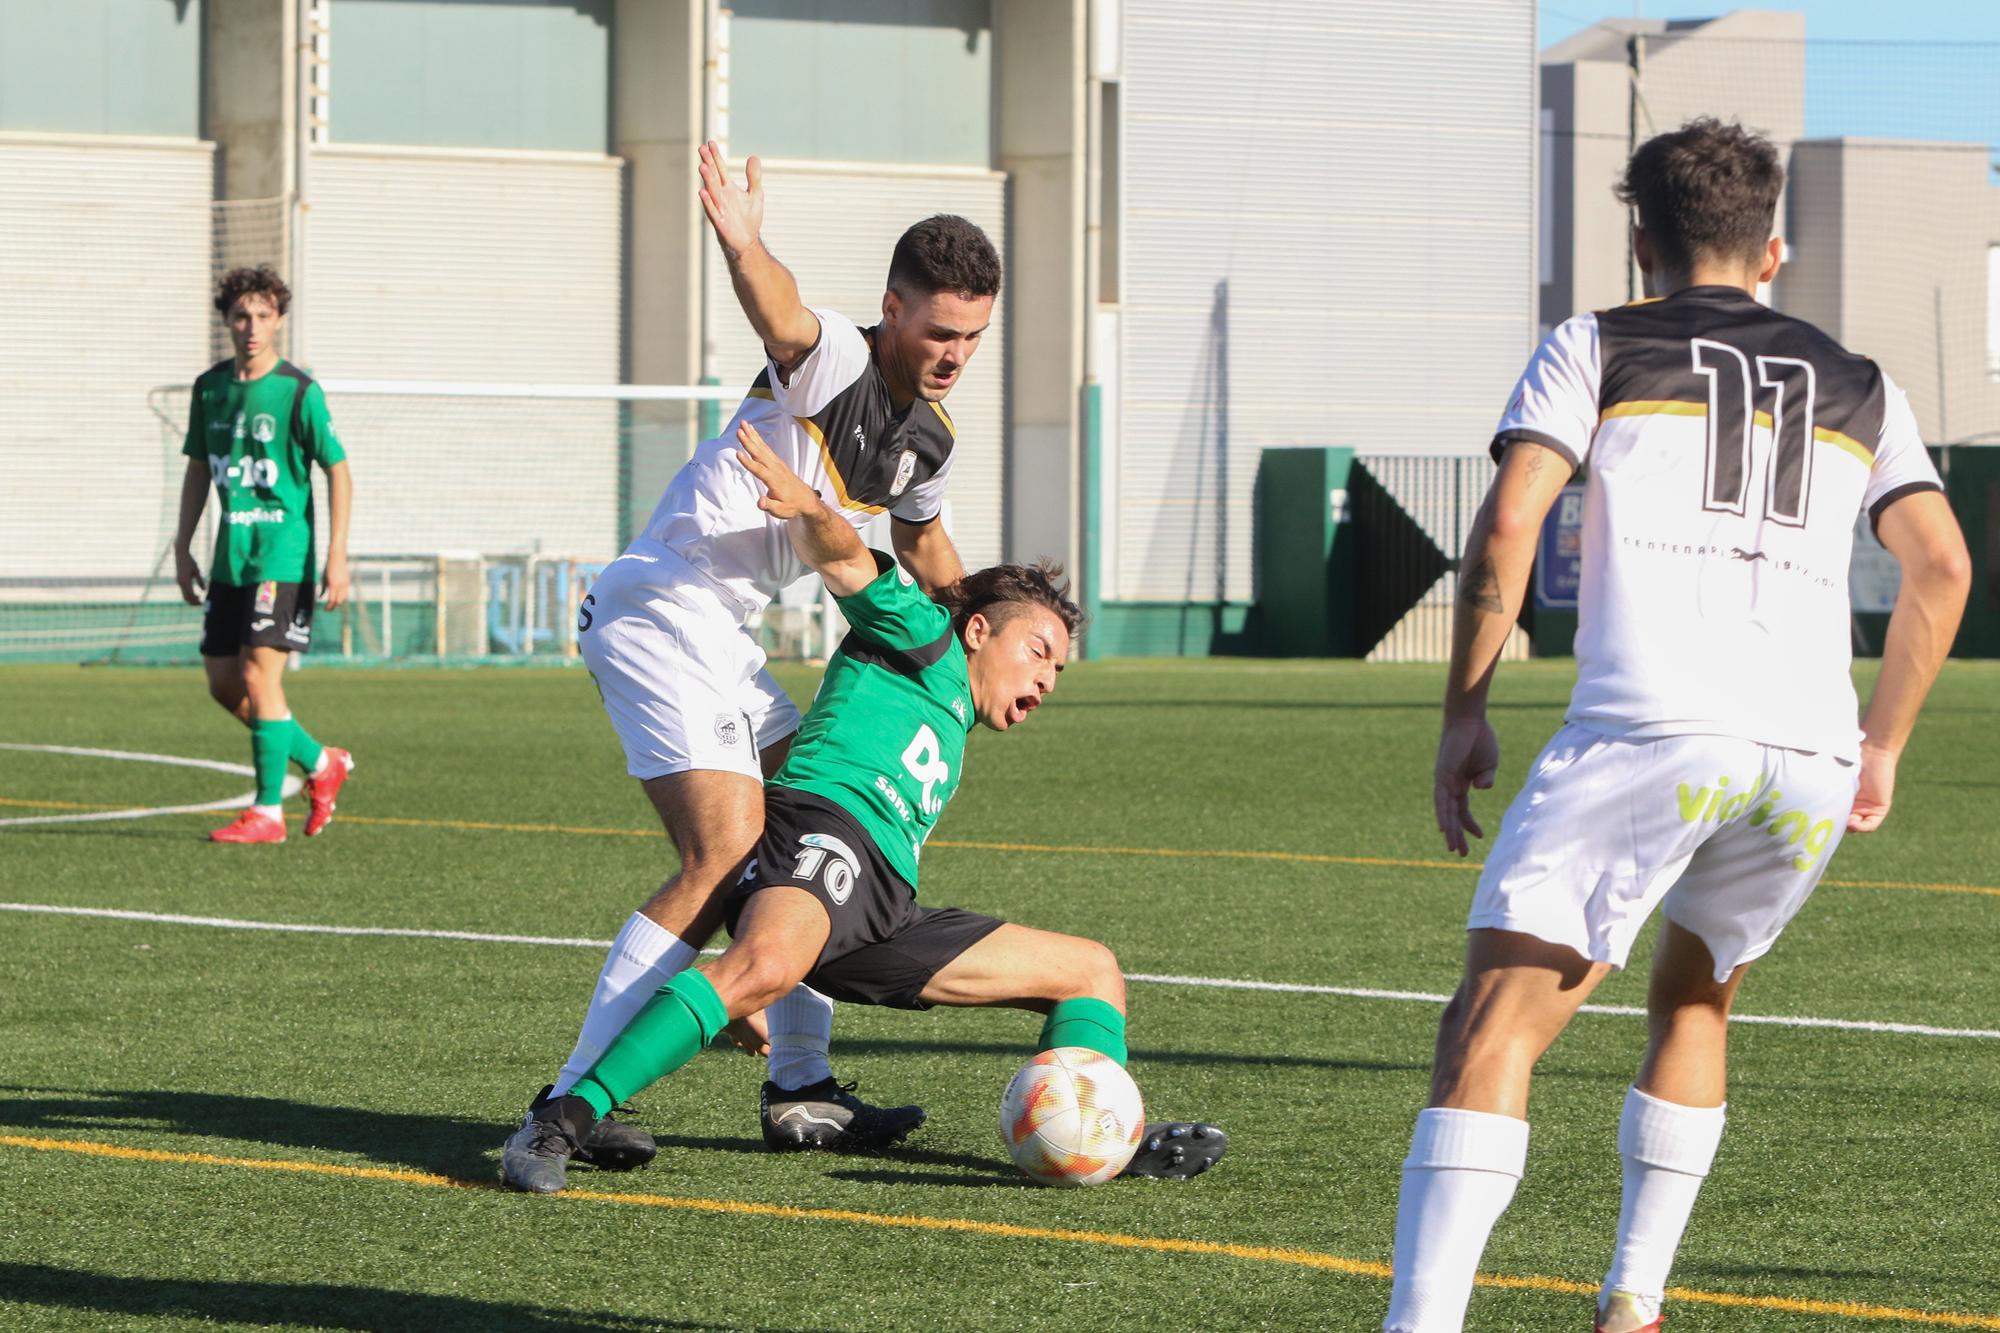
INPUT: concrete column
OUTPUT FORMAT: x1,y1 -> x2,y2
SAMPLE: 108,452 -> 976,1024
995,1 -> 1086,571
204,0 -> 295,200
614,0 -> 705,390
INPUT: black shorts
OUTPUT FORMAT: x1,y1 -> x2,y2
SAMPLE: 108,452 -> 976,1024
724,788 -> 1003,1010
201,580 -> 315,657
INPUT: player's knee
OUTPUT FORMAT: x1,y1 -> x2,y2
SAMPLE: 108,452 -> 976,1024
206,677 -> 243,710
723,949 -> 806,1015
1073,939 -> 1124,1004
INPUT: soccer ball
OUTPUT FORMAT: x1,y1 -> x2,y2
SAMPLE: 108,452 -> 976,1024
998,1047 -> 1144,1187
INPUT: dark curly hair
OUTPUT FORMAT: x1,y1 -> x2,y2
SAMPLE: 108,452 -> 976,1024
936,561 -> 1084,647
1616,117 -> 1783,274
886,215 -> 1002,300
215,265 -> 291,317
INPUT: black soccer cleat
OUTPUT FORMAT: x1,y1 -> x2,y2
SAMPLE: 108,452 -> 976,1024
760,1077 -> 927,1152
515,1084 -> 657,1172
499,1087 -> 601,1194
1123,1121 -> 1227,1180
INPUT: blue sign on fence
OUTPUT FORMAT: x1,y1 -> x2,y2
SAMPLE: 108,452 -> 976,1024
1535,485 -> 1585,611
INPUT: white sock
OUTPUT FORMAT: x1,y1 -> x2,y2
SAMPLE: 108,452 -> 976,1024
310,750 -> 329,776
250,804 -> 284,821
551,912 -> 700,1096
1383,1108 -> 1531,1333
765,984 -> 835,1091
1601,1087 -> 1725,1316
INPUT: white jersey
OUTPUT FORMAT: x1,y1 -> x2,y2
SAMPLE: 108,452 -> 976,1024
1496,286 -> 1944,760
625,308 -> 957,617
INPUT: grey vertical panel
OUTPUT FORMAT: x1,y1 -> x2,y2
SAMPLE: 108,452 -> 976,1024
305,147 -> 625,560
728,1 -> 993,166
0,0 -> 202,136
332,0 -> 611,151
700,163 -> 1007,572
0,138 -> 214,579
1118,0 -> 1535,602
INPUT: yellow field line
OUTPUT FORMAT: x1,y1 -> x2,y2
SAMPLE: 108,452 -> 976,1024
4,797 -> 1997,899
4,1135 -> 1996,1327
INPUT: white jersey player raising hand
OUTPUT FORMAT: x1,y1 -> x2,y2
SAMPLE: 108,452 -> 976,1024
1384,119 -> 1970,1333
501,143 -> 1003,1194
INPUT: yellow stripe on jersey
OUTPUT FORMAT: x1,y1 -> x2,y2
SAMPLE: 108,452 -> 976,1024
1814,425 -> 1875,466
1599,401 -> 1878,467
927,400 -> 956,439
1599,399 -> 1707,421
741,387 -> 885,515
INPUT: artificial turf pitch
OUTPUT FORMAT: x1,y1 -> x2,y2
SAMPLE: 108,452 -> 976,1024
0,659 -> 1995,1332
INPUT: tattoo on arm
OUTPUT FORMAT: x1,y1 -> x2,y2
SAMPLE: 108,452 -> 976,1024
1460,554 -> 1505,614
1523,446 -> 1545,482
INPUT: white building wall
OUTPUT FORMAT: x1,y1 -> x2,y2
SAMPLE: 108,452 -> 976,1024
1116,0 -> 1537,602
0,135 -> 214,581
304,144 -> 625,560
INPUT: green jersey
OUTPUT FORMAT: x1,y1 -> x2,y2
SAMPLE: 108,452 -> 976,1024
774,551 -> 973,890
181,359 -> 346,585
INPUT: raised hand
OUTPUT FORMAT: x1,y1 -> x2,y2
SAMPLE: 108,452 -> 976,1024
735,421 -> 820,519
697,140 -> 764,261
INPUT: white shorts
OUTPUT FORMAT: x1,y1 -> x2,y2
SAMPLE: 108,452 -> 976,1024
1468,724 -> 1859,981
577,552 -> 802,782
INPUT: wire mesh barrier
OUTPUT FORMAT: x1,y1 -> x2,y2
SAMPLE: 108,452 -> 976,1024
1349,455 -> 1531,665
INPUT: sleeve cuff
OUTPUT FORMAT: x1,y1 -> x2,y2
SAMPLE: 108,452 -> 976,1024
1867,480 -> 1945,537
1490,429 -> 1582,469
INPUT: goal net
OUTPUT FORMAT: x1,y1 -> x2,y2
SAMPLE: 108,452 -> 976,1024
0,381 -> 847,665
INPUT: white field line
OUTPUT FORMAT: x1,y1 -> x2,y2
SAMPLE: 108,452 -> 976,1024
0,743 -> 303,827
4,902 -> 1995,1042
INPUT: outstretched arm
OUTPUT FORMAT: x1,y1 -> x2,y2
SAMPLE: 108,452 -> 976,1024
734,422 -> 877,597
1435,440 -> 1573,855
697,141 -> 819,371
1850,491 -> 1970,832
890,516 -> 966,594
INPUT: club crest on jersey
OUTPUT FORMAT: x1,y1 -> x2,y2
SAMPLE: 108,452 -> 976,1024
251,413 -> 277,444
889,449 -> 918,499
254,581 -> 278,614
714,714 -> 743,748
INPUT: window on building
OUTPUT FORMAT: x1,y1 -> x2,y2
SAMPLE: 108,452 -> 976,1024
726,0 -> 992,167
0,0 -> 201,136
331,0 -> 610,152
1989,243 -> 2000,379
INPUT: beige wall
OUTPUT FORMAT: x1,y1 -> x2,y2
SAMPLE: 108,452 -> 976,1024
1786,139 -> 2000,443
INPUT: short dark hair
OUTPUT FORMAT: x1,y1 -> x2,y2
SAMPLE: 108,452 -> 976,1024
886,215 -> 1002,300
1616,118 -> 1783,274
937,561 -> 1084,646
215,265 -> 291,317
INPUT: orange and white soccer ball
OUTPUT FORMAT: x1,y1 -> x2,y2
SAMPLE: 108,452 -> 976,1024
999,1047 -> 1145,1187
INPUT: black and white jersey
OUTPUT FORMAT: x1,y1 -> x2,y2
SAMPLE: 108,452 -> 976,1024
632,309 -> 957,614
1495,285 -> 1944,759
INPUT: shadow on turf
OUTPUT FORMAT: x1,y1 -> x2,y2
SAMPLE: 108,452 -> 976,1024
0,1086 -> 502,1179
0,1262 -> 843,1332
0,1085 -> 1017,1181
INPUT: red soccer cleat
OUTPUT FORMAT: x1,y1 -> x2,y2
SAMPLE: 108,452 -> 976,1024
1595,1294 -> 1663,1333
210,810 -> 287,844
303,747 -> 354,837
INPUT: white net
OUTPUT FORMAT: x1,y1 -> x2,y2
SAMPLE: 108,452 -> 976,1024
0,382 -> 861,664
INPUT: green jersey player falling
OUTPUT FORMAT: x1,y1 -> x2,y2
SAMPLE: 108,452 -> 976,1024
172,266 -> 355,844
499,420 -> 1226,1193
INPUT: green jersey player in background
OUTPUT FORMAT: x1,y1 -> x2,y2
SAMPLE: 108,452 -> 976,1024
172,266 -> 355,845
500,421 -> 1226,1192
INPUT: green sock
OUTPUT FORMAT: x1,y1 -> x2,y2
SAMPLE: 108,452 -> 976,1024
572,971 -> 729,1120
1037,996 -> 1128,1067
249,718 -> 291,808
288,718 -> 324,775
